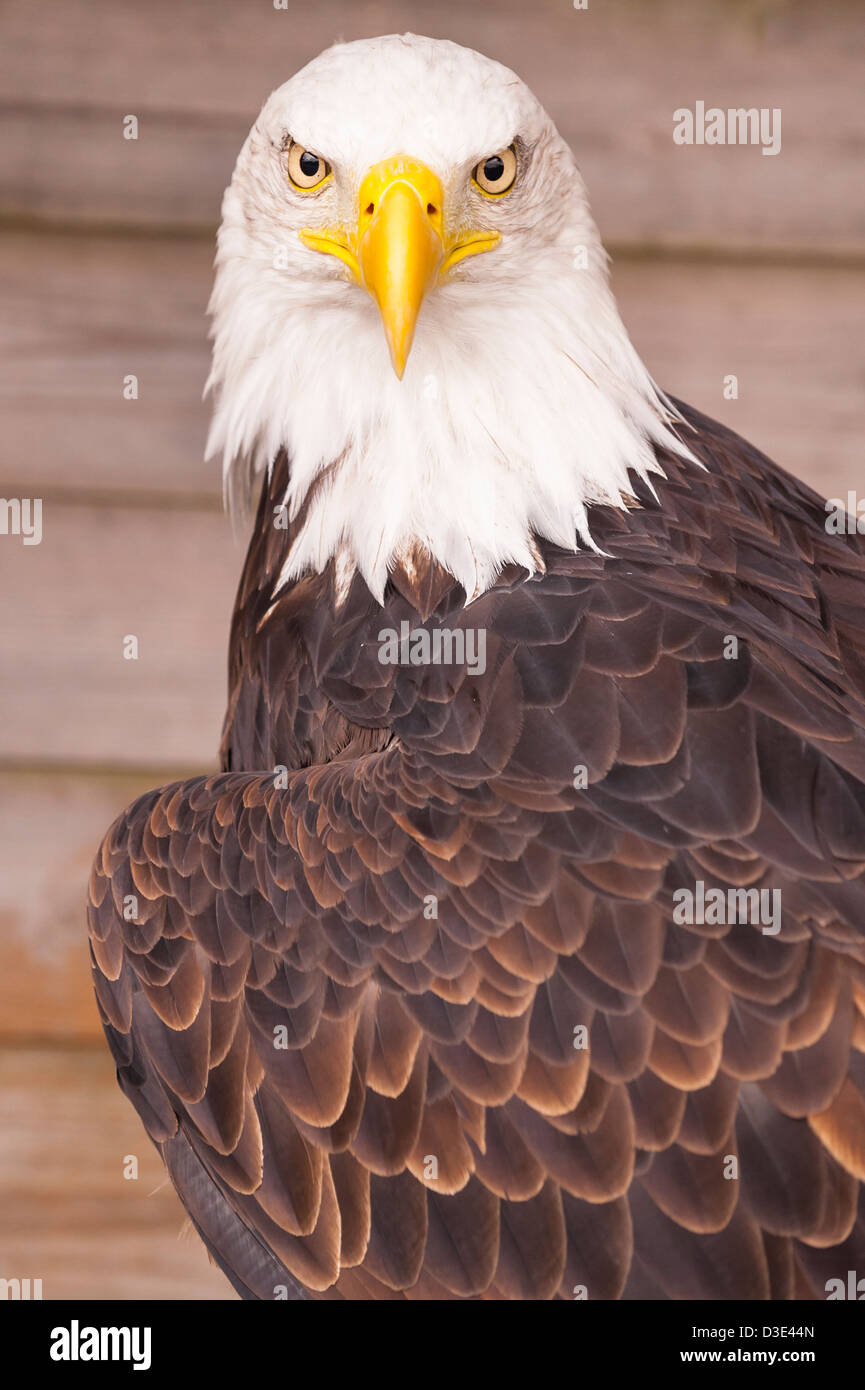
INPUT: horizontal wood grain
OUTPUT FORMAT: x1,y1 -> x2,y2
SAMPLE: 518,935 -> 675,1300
0,230 -> 214,499
1,0 -> 863,252
616,257 -> 865,500
0,769 -> 193,1040
0,502 -> 247,768
0,1046 -> 235,1298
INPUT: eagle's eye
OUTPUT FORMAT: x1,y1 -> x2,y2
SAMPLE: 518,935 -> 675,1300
473,145 -> 517,196
286,141 -> 331,191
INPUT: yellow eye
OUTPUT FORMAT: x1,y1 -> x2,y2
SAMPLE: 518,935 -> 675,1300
473,145 -> 517,196
286,141 -> 331,191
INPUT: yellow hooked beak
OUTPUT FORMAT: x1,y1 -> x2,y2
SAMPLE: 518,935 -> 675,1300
299,156 -> 501,379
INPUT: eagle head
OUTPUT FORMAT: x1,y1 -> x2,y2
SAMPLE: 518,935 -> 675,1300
206,34 -> 691,601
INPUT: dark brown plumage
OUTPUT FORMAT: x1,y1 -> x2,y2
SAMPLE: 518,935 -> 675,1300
88,401 -> 865,1299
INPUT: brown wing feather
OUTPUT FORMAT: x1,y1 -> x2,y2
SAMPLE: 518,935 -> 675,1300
88,404 -> 865,1299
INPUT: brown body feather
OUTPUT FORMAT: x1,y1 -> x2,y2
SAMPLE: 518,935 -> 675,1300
88,401 -> 865,1299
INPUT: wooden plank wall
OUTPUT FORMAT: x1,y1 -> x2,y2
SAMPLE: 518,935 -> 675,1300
0,0 -> 862,1299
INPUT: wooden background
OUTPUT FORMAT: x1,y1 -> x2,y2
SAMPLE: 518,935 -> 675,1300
0,0 -> 862,1300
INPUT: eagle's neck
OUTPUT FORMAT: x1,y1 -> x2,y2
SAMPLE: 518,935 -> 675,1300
208,245 -> 694,605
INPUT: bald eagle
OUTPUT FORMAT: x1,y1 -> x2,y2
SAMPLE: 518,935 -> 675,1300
88,34 -> 865,1301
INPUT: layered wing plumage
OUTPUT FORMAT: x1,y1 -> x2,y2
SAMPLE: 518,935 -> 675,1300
88,403 -> 865,1299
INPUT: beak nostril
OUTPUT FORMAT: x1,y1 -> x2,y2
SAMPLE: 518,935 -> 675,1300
427,203 -> 438,217
365,202 -> 375,216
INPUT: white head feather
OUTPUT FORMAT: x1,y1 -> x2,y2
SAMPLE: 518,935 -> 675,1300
206,33 -> 693,602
